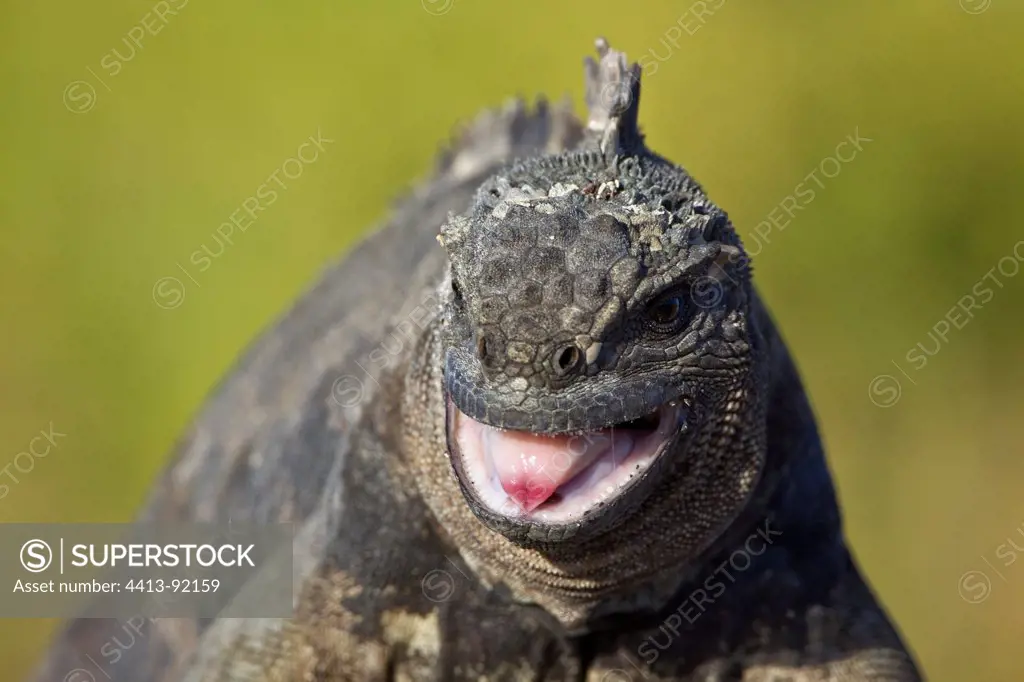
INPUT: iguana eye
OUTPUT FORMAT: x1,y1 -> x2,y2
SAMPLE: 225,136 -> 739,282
646,295 -> 684,326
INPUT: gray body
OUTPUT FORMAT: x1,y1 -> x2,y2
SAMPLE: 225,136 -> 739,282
31,41 -> 921,681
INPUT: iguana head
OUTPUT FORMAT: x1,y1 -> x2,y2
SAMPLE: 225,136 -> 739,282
436,40 -> 762,546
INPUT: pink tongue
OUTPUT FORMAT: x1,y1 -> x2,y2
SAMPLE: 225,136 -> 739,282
482,427 -> 634,512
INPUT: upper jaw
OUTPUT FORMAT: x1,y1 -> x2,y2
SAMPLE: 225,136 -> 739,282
444,348 -> 690,434
443,388 -> 693,544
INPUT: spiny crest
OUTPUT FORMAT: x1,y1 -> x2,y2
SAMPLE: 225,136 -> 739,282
433,97 -> 583,184
584,37 -> 645,159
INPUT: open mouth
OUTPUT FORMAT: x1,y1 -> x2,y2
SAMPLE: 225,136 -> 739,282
446,399 -> 687,525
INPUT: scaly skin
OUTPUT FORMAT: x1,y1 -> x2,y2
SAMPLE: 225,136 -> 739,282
30,40 -> 922,681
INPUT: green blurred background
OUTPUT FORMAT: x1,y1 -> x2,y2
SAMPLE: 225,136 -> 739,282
2,0 -> 1023,679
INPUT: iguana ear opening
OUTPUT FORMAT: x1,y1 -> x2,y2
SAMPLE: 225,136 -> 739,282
583,37 -> 645,160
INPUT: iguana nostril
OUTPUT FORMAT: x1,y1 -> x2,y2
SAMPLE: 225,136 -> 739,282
476,332 -> 505,369
552,344 -> 582,376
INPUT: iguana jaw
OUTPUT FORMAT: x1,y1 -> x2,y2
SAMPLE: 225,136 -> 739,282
445,395 -> 691,539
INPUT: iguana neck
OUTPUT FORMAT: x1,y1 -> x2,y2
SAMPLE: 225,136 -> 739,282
400,280 -> 842,633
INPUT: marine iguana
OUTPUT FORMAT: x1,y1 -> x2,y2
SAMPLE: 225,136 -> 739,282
31,39 -> 922,682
